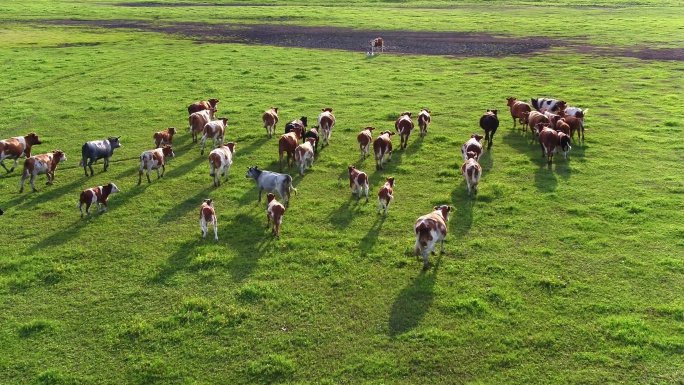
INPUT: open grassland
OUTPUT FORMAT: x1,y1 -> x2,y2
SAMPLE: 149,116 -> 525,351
1,1 -> 683,384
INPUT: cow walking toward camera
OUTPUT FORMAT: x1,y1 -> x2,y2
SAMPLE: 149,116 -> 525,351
208,142 -> 235,187
20,150 -> 67,193
418,109 -> 431,137
357,126 -> 375,159
318,108 -> 336,147
262,107 -> 279,139
348,165 -> 369,202
373,131 -> 395,170
479,110 -> 499,150
395,112 -> 414,150
377,177 -> 395,217
199,198 -> 218,242
266,193 -> 286,238
414,205 -> 453,270
78,182 -> 120,218
370,37 -> 384,55
0,132 -> 42,173
461,151 -> 482,196
138,145 -> 175,185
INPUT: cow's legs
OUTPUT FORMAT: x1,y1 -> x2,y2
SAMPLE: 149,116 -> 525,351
363,184 -> 369,203
200,218 -> 207,238
159,165 -> 165,178
212,218 -> 218,242
223,165 -> 230,182
30,172 -> 38,192
1,159 -> 10,173
266,212 -> 272,229
87,159 -> 95,176
258,188 -> 263,202
422,250 -> 430,271
103,157 -> 109,172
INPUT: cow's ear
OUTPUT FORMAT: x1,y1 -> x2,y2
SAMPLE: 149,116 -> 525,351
434,206 -> 440,211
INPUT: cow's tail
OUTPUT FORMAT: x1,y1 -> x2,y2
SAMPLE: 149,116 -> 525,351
416,223 -> 432,248
531,98 -> 540,111
286,175 -> 298,196
78,159 -> 83,167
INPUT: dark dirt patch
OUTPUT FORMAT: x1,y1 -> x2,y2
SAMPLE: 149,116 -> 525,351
37,19 -> 683,60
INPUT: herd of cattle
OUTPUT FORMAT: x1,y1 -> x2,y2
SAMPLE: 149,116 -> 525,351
0,96 -> 587,270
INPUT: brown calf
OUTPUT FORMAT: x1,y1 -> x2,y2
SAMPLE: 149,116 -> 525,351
153,127 -> 177,148
19,150 -> 67,193
266,193 -> 286,238
279,129 -> 302,172
199,198 -> 218,242
0,132 -> 42,173
188,98 -> 219,115
201,117 -> 228,155
78,182 -> 120,218
357,126 -> 375,159
538,127 -> 559,165
395,112 -> 415,150
414,205 -> 453,270
262,107 -> 279,139
557,111 -> 584,141
373,131 -> 395,170
506,97 -> 532,130
461,134 -> 484,161
377,177 -> 395,217
189,108 -> 216,143
348,165 -> 369,202
370,37 -> 384,55
318,108 -> 336,147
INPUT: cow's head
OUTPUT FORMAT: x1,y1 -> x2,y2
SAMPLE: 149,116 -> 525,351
364,126 -> 376,132
386,177 -> 395,187
381,131 -> 395,137
271,107 -> 279,114
470,134 -> 484,142
246,165 -> 260,179
486,109 -> 498,116
26,132 -> 41,145
558,133 -> 572,152
267,193 -> 276,203
161,145 -> 175,158
465,151 -> 478,160
400,111 -> 412,117
306,137 -> 316,146
321,107 -> 333,113
226,142 -> 236,154
555,100 -> 567,112
348,165 -> 357,175
53,150 -> 67,163
108,182 -> 121,194
421,108 -> 431,114
203,198 -> 214,207
208,98 -> 219,106
108,136 -> 122,149
506,97 -> 517,107
168,127 -> 177,135
300,116 -> 308,127
433,205 -> 454,222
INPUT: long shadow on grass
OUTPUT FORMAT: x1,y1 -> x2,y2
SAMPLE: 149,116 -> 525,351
149,238 -> 204,284
389,257 -> 440,337
449,189 -> 474,238
359,214 -> 385,254
1,174 -> 88,210
223,212 -> 271,282
27,217 -> 90,253
157,185 -> 214,225
502,131 -> 560,192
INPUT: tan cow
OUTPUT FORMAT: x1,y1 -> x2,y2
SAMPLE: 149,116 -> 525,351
0,132 -> 42,173
506,97 -> 532,129
19,150 -> 67,193
262,107 -> 279,138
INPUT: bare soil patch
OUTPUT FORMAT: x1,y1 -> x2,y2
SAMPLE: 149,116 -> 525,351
39,19 -> 683,60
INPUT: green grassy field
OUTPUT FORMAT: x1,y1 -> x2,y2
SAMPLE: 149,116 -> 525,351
1,1 -> 683,384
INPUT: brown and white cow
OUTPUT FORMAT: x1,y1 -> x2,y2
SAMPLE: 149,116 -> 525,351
538,127 -> 559,165
188,98 -> 219,115
0,132 -> 42,173
138,145 -> 175,185
506,97 -> 532,130
418,108 -> 431,137
461,151 -> 482,196
370,37 -> 384,55
262,107 -> 279,139
461,134 -> 484,161
395,111 -> 415,150
527,111 -> 549,141
373,130 -> 395,170
279,128 -> 302,172
348,165 -> 369,202
557,111 -> 584,141
153,127 -> 177,148
19,150 -> 67,193
377,177 -> 395,217
555,119 -> 571,136
199,198 -> 218,242
201,117 -> 228,155
294,137 -> 316,176
266,193 -> 285,238
414,205 -> 454,271
318,108 -> 336,147
78,182 -> 120,218
189,108 -> 216,143
357,126 -> 375,159
208,142 -> 236,187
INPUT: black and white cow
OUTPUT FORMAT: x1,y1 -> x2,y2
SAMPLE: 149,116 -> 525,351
79,137 -> 121,176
